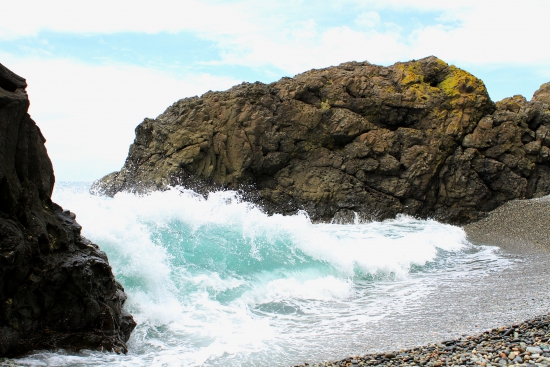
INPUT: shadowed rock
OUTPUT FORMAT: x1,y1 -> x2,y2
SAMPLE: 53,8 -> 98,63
94,56 -> 550,224
0,63 -> 135,357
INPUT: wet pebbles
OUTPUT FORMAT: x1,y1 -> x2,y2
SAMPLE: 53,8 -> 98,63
295,314 -> 550,366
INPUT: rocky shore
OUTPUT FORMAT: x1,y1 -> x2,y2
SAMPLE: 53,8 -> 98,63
2,56 -> 546,363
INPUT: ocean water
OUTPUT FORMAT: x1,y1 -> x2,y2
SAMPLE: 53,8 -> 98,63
14,182 -> 513,367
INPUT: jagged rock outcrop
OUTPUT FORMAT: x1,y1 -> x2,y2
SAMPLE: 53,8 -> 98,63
94,57 -> 550,224
0,64 -> 135,357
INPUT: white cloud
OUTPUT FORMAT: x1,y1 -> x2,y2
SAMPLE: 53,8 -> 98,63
253,1 -> 547,68
3,0 -> 550,69
1,0 -> 258,39
355,11 -> 381,29
1,54 -> 239,181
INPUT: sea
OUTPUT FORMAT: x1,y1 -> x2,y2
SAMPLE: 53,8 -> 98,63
11,182 -> 541,367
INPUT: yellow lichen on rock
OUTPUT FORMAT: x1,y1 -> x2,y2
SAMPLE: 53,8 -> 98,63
438,66 -> 486,99
398,62 -> 425,86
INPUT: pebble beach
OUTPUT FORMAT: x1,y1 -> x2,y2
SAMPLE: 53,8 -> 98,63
295,314 -> 550,366
296,197 -> 550,367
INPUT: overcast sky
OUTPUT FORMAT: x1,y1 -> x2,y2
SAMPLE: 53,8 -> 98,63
3,0 -> 550,181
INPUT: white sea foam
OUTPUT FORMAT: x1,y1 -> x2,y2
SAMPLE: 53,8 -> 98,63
17,183 -> 509,367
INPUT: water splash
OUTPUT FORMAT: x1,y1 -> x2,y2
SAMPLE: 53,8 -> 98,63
14,183 -> 511,367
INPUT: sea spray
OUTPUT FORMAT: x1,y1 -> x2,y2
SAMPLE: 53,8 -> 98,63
14,183 -> 511,367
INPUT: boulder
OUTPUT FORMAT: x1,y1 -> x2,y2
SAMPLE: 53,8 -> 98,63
94,56 -> 550,224
0,63 -> 135,357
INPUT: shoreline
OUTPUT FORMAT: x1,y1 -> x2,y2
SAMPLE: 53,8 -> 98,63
293,314 -> 550,366
295,197 -> 550,366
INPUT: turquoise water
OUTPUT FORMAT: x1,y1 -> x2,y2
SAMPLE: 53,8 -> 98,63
14,183 -> 511,367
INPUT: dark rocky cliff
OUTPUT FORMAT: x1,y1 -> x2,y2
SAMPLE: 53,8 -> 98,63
94,57 -> 550,224
0,64 -> 135,356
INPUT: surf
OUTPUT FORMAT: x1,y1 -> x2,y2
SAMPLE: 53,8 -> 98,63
14,183 -> 511,367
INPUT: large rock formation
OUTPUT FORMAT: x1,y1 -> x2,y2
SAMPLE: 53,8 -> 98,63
94,57 -> 550,224
0,64 -> 135,357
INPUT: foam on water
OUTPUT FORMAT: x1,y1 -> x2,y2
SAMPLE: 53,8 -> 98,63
14,183 -> 512,367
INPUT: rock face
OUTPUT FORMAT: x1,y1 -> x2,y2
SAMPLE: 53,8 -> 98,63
0,64 -> 135,357
95,57 -> 550,224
